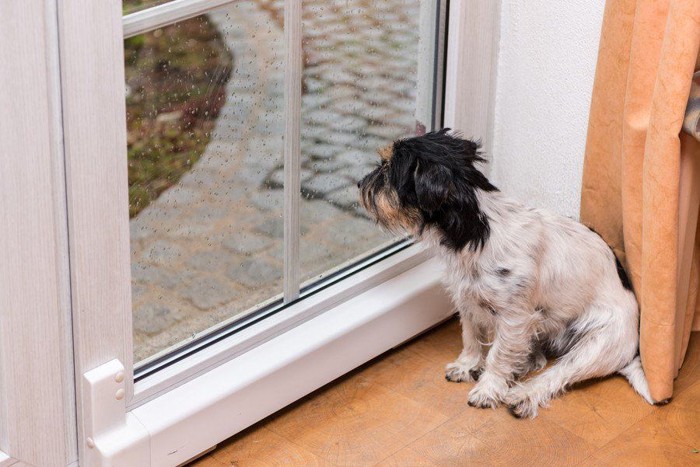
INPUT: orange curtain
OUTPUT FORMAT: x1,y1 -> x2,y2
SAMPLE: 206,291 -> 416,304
581,0 -> 700,401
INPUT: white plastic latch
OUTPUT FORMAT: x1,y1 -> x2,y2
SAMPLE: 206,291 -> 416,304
82,359 -> 150,466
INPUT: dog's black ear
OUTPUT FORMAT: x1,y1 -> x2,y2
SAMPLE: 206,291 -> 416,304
414,160 -> 452,213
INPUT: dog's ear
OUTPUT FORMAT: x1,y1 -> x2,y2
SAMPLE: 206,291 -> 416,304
390,145 -> 415,192
414,159 -> 452,213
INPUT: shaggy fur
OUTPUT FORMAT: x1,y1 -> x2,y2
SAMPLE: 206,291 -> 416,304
358,129 -> 655,418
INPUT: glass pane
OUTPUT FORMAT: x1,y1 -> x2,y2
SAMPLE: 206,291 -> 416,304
298,0 -> 438,284
126,4 -> 284,363
123,0 -> 172,15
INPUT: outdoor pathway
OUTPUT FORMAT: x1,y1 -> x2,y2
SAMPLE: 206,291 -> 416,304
130,0 -> 421,362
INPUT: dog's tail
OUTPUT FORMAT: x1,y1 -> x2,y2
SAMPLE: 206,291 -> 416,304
619,355 -> 655,404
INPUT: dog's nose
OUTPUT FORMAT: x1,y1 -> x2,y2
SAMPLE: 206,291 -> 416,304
357,180 -> 361,188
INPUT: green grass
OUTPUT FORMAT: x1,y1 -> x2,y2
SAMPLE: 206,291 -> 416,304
123,0 -> 170,15
124,11 -> 233,217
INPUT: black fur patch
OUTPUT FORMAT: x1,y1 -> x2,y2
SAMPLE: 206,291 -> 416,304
508,404 -> 526,419
586,226 -> 634,292
478,299 -> 496,315
497,267 -> 511,277
469,367 -> 483,381
545,320 -> 603,358
558,324 -> 580,355
615,257 -> 633,291
542,321 -> 578,358
389,129 -> 498,252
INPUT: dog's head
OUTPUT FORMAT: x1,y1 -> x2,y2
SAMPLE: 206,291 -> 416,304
358,129 -> 498,251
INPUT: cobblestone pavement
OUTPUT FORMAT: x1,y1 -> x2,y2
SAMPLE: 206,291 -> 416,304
130,0 -> 421,362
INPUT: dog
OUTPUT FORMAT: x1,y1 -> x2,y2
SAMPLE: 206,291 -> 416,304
358,129 -> 655,418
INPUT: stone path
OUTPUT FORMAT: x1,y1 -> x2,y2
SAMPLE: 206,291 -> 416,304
130,0 -> 421,362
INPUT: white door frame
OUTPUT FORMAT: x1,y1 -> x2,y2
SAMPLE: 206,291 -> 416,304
56,1 -> 135,464
0,1 -> 77,465
443,0 -> 500,163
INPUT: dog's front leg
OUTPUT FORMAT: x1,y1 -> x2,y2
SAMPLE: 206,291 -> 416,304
445,308 -> 483,383
467,308 -> 536,409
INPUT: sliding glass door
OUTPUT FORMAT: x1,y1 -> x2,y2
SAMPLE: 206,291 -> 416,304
122,0 -> 445,374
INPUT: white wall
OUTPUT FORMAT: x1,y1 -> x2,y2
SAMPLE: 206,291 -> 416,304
488,1 -> 605,218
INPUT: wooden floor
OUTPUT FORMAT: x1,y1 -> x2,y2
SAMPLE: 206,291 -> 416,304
193,318 -> 700,466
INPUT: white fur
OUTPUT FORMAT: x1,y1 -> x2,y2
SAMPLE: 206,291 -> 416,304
422,190 -> 654,417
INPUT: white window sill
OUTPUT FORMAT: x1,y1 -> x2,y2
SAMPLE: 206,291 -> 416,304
91,249 -> 452,466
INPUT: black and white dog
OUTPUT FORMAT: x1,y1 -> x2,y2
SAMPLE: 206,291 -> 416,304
358,129 -> 654,418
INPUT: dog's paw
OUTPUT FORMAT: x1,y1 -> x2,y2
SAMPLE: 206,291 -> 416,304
467,375 -> 507,409
445,361 -> 482,383
504,386 -> 540,419
507,398 -> 539,419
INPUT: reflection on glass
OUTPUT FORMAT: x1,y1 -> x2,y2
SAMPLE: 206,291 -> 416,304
123,0 -> 172,15
126,0 -> 439,364
127,5 -> 284,363
298,0 -> 437,283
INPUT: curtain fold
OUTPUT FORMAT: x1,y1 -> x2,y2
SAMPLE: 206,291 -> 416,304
581,0 -> 700,401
